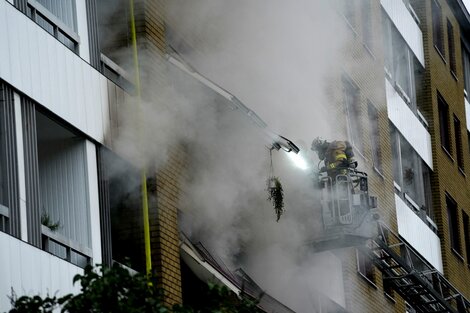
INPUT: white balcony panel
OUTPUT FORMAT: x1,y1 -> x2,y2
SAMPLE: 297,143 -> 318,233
386,79 -> 433,168
466,97 -> 470,132
85,141 -> 103,265
381,0 -> 424,66
0,0 -> 109,143
76,0 -> 90,62
395,194 -> 443,272
0,232 -> 82,311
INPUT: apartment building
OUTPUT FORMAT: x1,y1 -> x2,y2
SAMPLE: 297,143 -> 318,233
2,0 -> 470,312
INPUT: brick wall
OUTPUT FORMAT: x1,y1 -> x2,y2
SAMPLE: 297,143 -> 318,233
328,1 -> 403,312
411,0 -> 470,299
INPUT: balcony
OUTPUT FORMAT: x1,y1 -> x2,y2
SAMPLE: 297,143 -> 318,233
381,0 -> 424,66
0,231 -> 82,311
395,194 -> 443,272
386,79 -> 433,169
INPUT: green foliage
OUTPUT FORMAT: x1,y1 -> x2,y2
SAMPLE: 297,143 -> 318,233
8,265 -> 263,313
40,211 -> 60,232
267,177 -> 284,222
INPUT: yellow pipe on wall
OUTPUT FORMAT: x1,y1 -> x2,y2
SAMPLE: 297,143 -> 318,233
129,0 -> 152,275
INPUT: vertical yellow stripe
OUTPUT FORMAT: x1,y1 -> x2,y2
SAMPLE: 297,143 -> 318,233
129,0 -> 152,274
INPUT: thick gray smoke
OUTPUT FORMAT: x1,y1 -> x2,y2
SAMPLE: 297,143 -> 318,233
111,1 -> 354,312
162,1 -> 352,312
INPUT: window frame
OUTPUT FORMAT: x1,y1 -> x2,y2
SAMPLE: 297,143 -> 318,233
356,249 -> 376,285
447,19 -> 457,76
438,94 -> 452,155
446,194 -> 462,256
432,0 -> 445,58
463,211 -> 470,263
453,115 -> 464,172
367,101 -> 383,174
342,75 -> 363,152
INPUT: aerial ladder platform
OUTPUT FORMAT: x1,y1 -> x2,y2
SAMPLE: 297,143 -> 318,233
312,169 -> 470,313
362,222 -> 470,313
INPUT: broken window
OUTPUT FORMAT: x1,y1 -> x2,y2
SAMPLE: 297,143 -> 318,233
342,76 -> 363,151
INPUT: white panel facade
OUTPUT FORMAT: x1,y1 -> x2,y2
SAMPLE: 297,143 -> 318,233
386,79 -> 433,169
0,232 -> 82,311
0,1 -> 109,143
381,0 -> 425,66
395,194 -> 443,272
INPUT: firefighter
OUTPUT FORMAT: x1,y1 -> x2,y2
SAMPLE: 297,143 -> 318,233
311,137 -> 357,178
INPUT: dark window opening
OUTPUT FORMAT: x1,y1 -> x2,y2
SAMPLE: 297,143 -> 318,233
361,0 -> 372,50
357,249 -> 375,283
343,76 -> 363,151
454,115 -> 464,171
463,212 -> 470,262
101,149 -> 145,272
446,195 -> 461,254
438,94 -> 451,153
463,47 -> 470,97
340,0 -> 356,28
96,0 -> 134,91
447,19 -> 456,74
432,0 -> 445,56
368,102 -> 382,173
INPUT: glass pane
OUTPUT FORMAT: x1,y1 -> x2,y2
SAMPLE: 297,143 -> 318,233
36,14 -> 55,36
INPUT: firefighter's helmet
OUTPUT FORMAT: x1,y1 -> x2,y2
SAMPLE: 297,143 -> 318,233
311,137 -> 327,151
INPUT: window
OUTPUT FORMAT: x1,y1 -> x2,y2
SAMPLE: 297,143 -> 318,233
383,276 -> 395,301
432,0 -> 445,57
340,0 -> 356,28
26,0 -> 79,52
446,195 -> 461,255
100,148 -> 146,272
97,0 -> 134,91
447,20 -> 456,75
463,47 -> 470,97
357,249 -> 375,283
342,76 -> 363,151
368,102 -> 382,173
390,126 -> 433,218
463,212 -> 470,261
360,0 -> 372,50
454,115 -> 464,170
382,15 -> 423,113
438,94 -> 451,154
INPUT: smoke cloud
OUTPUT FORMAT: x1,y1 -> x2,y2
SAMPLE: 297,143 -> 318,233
108,1 -> 357,312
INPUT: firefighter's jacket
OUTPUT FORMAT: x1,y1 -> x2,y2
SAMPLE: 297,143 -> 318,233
324,140 -> 355,170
